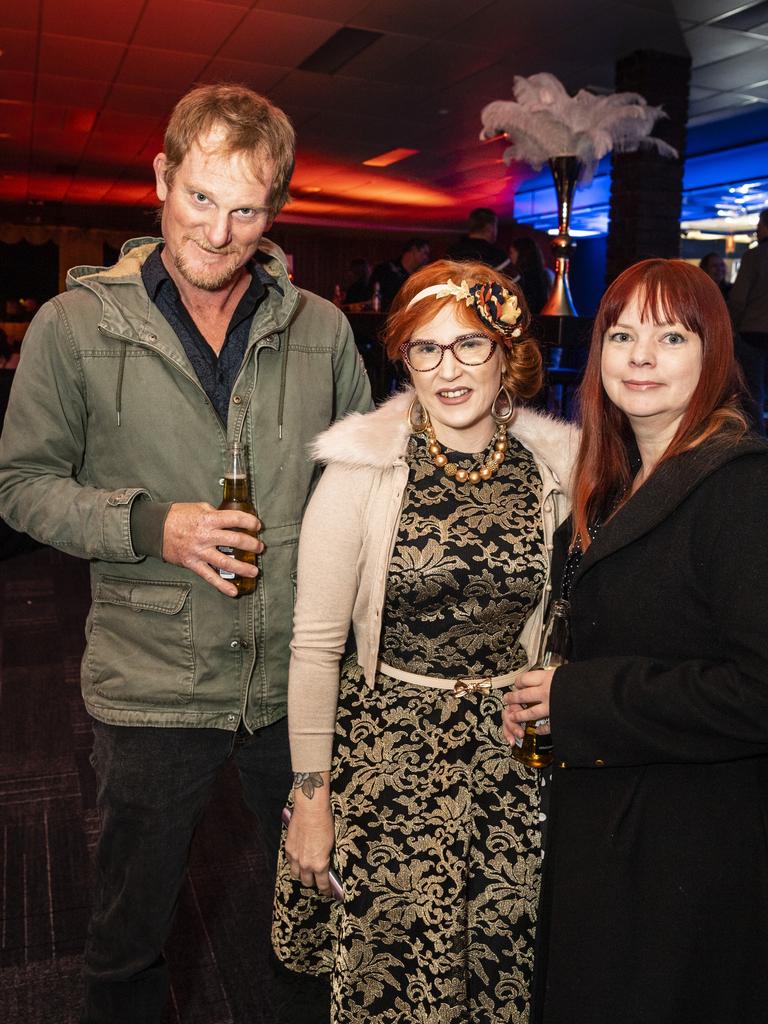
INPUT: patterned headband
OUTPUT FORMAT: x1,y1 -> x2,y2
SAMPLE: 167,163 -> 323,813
406,279 -> 523,339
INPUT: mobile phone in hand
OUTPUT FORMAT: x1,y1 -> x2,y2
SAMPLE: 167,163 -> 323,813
281,805 -> 344,901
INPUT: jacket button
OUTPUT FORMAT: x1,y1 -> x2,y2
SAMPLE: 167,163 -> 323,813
232,395 -> 242,405
227,713 -> 237,724
594,758 -> 606,767
230,640 -> 240,649
240,641 -> 249,650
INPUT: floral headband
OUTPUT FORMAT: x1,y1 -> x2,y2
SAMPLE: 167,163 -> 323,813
406,279 -> 523,339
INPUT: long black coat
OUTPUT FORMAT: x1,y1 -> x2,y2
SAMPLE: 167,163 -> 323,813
533,438 -> 768,1024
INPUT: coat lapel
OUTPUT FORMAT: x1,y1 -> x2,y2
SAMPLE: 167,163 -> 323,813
574,438 -> 768,585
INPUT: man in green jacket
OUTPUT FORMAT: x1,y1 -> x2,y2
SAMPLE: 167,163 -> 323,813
0,84 -> 371,1023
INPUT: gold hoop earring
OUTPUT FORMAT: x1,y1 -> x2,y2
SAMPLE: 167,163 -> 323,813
491,384 -> 515,425
408,396 -> 430,434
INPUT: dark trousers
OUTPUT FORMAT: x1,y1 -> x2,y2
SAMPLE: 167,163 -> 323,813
735,332 -> 768,435
82,718 -> 328,1024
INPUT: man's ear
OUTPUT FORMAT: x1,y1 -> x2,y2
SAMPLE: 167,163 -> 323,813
153,153 -> 169,202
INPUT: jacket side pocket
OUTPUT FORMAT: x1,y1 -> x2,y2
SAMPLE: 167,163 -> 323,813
86,577 -> 196,705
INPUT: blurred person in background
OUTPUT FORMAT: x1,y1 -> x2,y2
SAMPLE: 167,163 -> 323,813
448,207 -> 511,271
369,238 -> 432,311
509,236 -> 552,315
729,209 -> 768,433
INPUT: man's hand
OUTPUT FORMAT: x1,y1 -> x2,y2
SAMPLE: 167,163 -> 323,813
162,501 -> 263,597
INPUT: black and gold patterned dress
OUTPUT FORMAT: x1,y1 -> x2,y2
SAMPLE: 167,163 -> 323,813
273,432 -> 547,1023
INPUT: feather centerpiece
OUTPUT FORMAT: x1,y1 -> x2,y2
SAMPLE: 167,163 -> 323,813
480,72 -> 678,184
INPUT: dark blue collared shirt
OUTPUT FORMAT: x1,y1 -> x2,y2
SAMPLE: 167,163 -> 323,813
141,245 -> 281,424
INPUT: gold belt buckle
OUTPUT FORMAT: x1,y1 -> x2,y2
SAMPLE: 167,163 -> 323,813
454,676 -> 493,696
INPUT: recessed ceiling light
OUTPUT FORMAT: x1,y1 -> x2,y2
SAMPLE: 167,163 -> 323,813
362,148 -> 418,168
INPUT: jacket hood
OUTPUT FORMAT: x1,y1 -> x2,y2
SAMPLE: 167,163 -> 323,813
312,388 -> 579,494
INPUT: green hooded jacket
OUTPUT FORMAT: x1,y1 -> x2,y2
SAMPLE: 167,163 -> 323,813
0,237 -> 372,730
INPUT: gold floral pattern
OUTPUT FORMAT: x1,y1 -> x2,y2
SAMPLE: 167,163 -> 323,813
273,436 -> 546,1022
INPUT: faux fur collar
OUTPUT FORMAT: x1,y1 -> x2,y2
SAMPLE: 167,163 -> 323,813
312,389 -> 579,493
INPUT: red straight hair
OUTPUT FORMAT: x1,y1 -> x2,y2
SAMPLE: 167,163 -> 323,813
572,258 -> 747,549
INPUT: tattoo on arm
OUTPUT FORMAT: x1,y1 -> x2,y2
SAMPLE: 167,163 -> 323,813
293,772 -> 324,799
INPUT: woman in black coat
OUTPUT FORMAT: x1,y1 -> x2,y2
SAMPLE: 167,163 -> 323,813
503,258 -> 768,1024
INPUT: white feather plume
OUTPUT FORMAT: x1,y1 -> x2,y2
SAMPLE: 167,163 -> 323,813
480,73 -> 678,184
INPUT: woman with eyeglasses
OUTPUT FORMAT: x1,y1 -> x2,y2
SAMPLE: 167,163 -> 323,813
272,259 -> 577,1022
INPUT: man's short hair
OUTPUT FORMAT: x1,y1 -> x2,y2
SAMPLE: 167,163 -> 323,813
403,237 -> 429,254
759,208 -> 768,229
467,207 -> 498,232
162,84 -> 296,219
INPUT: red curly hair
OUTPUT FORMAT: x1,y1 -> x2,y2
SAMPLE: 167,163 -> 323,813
382,259 -> 543,400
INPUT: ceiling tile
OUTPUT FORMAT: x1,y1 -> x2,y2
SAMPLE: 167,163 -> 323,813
688,101 -> 761,126
0,1 -> 40,31
104,83 -> 179,117
741,80 -> 768,97
133,0 -> 247,54
39,35 -> 125,80
0,29 -> 38,71
688,91 -> 760,115
0,71 -> 35,103
693,45 -> 768,88
65,177 -> 112,202
0,174 -> 29,200
353,0 -> 492,36
377,40 -> 499,90
36,75 -> 110,108
42,0 -> 144,44
672,0 -> 748,22
28,172 -> 72,201
101,180 -> 157,204
195,59 -> 287,92
218,10 -> 339,64
257,0 -> 370,17
443,0 -> 594,51
336,32 -> 427,78
685,24 -> 767,67
116,47 -> 208,90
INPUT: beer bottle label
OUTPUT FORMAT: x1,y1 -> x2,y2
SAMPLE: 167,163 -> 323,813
219,546 -> 236,580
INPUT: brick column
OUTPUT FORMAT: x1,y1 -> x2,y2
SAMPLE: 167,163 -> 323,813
605,50 -> 691,284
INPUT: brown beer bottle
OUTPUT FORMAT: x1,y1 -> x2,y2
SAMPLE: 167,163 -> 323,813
512,599 -> 570,770
217,443 -> 258,596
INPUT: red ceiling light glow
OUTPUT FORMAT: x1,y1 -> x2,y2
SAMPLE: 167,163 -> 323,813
362,148 -> 419,168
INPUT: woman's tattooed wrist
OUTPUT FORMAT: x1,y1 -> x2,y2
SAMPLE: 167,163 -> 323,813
293,772 -> 324,799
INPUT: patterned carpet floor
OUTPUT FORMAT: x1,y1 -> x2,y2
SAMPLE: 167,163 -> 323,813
0,545 -> 305,1024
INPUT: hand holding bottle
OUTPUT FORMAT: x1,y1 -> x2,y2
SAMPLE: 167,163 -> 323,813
502,669 -> 555,743
506,599 -> 569,768
162,501 -> 262,597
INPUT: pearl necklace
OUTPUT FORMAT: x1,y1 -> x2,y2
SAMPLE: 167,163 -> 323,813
424,422 -> 508,484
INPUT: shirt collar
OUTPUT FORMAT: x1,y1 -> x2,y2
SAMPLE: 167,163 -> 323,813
142,243 -> 282,303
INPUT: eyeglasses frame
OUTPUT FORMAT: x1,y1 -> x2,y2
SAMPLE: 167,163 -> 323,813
400,337 -> 498,372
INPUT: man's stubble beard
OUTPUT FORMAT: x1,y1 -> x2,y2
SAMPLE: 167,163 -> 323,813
173,243 -> 245,292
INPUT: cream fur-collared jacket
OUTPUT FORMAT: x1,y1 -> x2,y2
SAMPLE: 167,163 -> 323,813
288,389 -> 580,771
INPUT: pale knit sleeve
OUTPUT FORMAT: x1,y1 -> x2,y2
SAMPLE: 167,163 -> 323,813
288,462 -> 368,772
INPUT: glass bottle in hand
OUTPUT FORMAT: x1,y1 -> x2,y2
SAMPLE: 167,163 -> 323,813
512,598 -> 570,770
217,443 -> 257,596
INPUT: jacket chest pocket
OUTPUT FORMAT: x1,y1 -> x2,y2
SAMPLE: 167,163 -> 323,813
86,577 -> 196,705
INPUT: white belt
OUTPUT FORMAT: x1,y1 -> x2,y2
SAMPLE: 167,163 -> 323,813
377,660 -> 523,695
